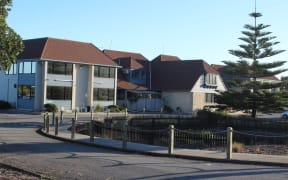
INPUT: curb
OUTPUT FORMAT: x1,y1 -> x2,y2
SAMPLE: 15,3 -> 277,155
0,163 -> 46,179
37,128 -> 288,168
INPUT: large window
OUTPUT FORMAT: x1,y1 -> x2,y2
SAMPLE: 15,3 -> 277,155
205,93 -> 215,103
93,88 -> 114,101
94,66 -> 115,78
18,61 -> 36,74
46,86 -> 72,100
18,85 -> 35,99
205,73 -> 217,85
48,62 -> 73,75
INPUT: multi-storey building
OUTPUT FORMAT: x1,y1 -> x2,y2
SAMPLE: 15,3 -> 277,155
0,37 -> 119,111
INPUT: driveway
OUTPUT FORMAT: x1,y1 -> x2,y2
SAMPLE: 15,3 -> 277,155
0,112 -> 287,179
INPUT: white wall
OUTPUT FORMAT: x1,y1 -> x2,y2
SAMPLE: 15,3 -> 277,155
75,64 -> 88,108
94,77 -> 115,88
0,72 -> 17,107
93,75 -> 116,109
162,91 -> 192,113
35,61 -> 45,110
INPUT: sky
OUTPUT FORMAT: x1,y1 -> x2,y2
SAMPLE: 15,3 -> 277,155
7,0 -> 288,77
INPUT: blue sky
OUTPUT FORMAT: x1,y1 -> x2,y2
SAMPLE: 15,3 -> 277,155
7,0 -> 288,76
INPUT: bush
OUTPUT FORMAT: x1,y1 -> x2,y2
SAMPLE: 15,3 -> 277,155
197,109 -> 231,127
95,104 -> 103,112
107,105 -> 125,112
232,142 -> 244,153
0,100 -> 12,109
44,103 -> 58,112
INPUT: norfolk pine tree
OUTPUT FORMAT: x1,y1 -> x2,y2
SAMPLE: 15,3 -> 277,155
0,0 -> 24,71
216,11 -> 288,118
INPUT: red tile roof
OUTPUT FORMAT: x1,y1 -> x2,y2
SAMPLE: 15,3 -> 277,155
117,70 -> 148,90
152,54 -> 181,62
152,60 -> 218,91
103,49 -> 147,61
115,57 -> 144,70
104,49 -> 151,89
118,80 -> 148,90
18,37 -> 118,66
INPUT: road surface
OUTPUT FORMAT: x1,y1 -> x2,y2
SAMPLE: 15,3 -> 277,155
0,112 -> 287,179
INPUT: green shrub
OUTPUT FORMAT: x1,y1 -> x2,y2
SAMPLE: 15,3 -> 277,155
0,100 -> 12,109
44,103 -> 58,112
107,105 -> 125,112
95,104 -> 103,112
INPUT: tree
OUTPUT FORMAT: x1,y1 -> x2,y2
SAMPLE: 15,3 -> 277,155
0,0 -> 24,71
216,11 -> 288,118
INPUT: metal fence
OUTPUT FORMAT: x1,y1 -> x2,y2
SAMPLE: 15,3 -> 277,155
43,111 -> 288,160
91,123 -> 227,150
174,129 -> 226,149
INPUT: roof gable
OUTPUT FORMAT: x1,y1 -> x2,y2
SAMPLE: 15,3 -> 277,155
18,37 -> 117,66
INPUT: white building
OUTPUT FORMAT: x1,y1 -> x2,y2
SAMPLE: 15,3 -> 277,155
0,37 -> 119,111
151,57 -> 227,114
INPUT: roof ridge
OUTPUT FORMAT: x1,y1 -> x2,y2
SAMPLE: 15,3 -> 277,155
40,37 -> 49,59
104,49 -> 142,55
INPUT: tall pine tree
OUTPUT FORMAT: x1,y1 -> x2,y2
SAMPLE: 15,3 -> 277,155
216,11 -> 288,118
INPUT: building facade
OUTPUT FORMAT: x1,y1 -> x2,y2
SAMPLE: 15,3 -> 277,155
151,58 -> 227,114
0,37 -> 119,111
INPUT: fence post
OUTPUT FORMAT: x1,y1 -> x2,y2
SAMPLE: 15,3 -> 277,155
226,127 -> 233,160
46,114 -> 50,133
52,111 -> 55,126
74,110 -> 78,121
125,108 -> 128,118
90,119 -> 95,142
71,118 -> 76,139
90,106 -> 94,121
55,116 -> 59,136
107,109 -> 110,118
122,123 -> 127,149
60,110 -> 64,124
168,125 -> 175,155
43,113 -> 47,130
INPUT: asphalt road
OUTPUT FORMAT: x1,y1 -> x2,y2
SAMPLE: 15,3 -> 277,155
0,112 -> 288,180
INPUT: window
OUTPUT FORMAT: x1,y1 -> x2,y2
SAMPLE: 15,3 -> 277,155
19,62 -> 23,74
205,73 -> 217,86
48,62 -> 73,75
18,61 -> 36,74
99,67 -> 109,77
94,66 -> 115,78
109,67 -> 115,78
23,62 -> 31,73
131,70 -> 140,79
205,93 -> 215,103
31,62 -> 36,73
18,85 -> 35,99
93,88 -> 114,101
5,63 -> 17,75
108,89 -> 114,101
46,86 -> 72,100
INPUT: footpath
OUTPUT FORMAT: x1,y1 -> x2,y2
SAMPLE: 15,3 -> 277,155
39,116 -> 288,168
